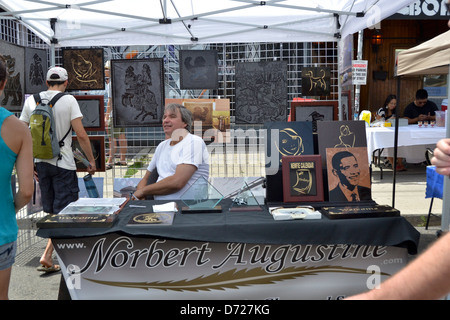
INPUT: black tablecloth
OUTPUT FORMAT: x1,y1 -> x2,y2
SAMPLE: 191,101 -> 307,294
36,199 -> 420,254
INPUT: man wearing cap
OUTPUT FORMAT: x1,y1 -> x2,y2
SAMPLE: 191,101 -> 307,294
20,66 -> 96,272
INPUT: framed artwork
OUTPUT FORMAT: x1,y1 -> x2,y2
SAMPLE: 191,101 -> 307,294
316,120 -> 367,167
235,61 -> 288,124
72,136 -> 105,172
0,40 -> 25,111
111,58 -> 164,128
390,43 -> 415,78
325,147 -> 371,203
74,95 -> 105,131
282,155 -> 324,203
24,47 -> 48,94
63,48 -> 105,91
179,50 -> 218,89
183,100 -> 214,131
301,67 -> 331,97
290,101 -> 338,132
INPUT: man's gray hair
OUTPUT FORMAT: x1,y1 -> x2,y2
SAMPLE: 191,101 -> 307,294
165,103 -> 193,133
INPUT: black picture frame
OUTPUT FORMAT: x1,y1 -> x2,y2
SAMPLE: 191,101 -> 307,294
74,95 -> 105,131
24,47 -> 48,94
282,155 -> 324,203
179,50 -> 218,90
72,136 -> 105,172
0,40 -> 25,111
111,58 -> 164,128
235,61 -> 288,124
301,67 -> 331,97
62,48 -> 105,91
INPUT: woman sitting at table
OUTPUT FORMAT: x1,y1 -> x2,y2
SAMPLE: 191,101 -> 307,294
375,94 -> 406,171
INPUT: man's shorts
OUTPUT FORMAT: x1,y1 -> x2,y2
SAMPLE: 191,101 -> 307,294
0,241 -> 16,271
36,162 -> 79,214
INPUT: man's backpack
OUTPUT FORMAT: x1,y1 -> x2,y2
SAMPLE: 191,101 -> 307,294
29,92 -> 71,160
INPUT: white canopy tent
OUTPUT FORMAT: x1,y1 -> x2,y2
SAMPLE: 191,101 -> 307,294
0,0 -> 414,47
397,30 -> 450,231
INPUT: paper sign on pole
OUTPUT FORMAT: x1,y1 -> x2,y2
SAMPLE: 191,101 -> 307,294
352,60 -> 368,85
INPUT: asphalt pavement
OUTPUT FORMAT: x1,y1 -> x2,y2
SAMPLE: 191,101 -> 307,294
7,162 -> 445,300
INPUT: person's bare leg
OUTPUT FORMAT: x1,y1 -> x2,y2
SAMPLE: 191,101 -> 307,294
0,267 -> 11,300
39,239 -> 58,268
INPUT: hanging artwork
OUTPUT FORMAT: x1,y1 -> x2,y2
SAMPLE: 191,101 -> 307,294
63,48 -> 105,91
24,47 -> 48,94
179,50 -> 218,89
0,40 -> 25,111
74,95 -> 105,131
72,136 -> 106,172
111,58 -> 164,127
290,101 -> 337,132
301,67 -> 331,97
235,61 -> 288,124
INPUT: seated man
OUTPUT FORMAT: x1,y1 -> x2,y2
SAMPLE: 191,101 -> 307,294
403,89 -> 438,124
133,103 -> 209,200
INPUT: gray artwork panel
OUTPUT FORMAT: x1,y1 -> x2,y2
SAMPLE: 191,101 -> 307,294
0,40 -> 25,111
79,99 -> 101,128
25,47 -> 48,94
180,50 -> 218,89
295,105 -> 333,132
235,61 -> 288,124
111,59 -> 164,128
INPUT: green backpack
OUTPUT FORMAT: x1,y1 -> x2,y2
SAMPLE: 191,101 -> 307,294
29,92 -> 71,160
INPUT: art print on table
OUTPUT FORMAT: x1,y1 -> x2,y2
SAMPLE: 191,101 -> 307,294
72,136 -> 105,172
63,48 -> 105,91
74,95 -> 105,131
235,61 -> 288,124
301,67 -> 331,97
317,120 -> 367,167
282,155 -> 324,203
326,147 -> 371,203
111,58 -> 164,127
290,101 -> 337,132
0,40 -> 25,111
25,47 -> 48,94
179,50 -> 218,89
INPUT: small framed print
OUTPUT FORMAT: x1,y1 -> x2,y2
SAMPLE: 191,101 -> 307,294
74,95 -> 105,131
282,155 -> 324,203
72,136 -> 105,172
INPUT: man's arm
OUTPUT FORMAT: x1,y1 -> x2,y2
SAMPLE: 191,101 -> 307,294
71,117 -> 96,175
134,164 -> 197,199
347,232 -> 450,300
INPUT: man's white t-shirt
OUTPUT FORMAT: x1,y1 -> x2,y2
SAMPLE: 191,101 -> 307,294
147,133 -> 210,200
20,90 -> 83,171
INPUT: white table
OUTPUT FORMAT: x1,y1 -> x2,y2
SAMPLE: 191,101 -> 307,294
366,126 -> 447,164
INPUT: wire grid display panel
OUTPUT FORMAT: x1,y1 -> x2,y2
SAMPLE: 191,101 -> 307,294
2,16 -> 339,253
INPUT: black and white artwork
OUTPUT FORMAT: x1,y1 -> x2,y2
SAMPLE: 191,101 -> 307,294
111,59 -> 164,128
25,47 -> 48,94
235,61 -> 288,124
291,101 -> 337,133
0,40 -> 25,111
179,50 -> 218,89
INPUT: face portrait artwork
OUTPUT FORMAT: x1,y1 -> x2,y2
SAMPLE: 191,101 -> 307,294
275,128 -> 304,160
326,147 -> 371,202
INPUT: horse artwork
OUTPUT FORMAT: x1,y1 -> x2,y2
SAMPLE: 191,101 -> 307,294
111,59 -> 164,127
235,61 -> 288,124
0,40 -> 25,111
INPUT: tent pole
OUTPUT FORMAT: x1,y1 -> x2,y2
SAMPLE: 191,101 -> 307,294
354,30 -> 363,117
393,76 -> 401,208
337,39 -> 342,120
441,70 -> 450,232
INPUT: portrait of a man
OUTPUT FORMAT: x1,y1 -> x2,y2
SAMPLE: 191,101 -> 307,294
327,148 -> 371,202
